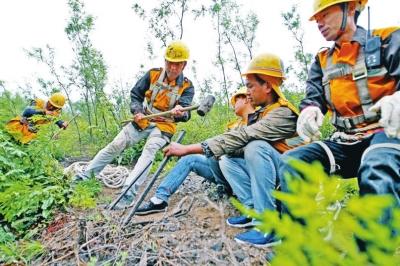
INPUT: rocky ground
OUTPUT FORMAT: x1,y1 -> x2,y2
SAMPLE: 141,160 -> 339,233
34,173 -> 272,265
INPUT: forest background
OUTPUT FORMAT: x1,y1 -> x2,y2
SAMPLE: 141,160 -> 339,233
0,0 -> 399,264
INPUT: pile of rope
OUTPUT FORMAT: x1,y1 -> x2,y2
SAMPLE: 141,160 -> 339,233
64,161 -> 129,188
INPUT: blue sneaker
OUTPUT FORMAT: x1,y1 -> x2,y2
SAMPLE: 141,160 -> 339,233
226,216 -> 253,228
234,229 -> 281,248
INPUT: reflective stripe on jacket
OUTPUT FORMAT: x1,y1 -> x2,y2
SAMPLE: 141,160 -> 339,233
130,68 -> 194,135
301,26 -> 400,132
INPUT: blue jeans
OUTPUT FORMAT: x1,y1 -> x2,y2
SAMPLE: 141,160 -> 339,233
280,132 -> 400,205
155,154 -> 228,202
219,140 -> 281,213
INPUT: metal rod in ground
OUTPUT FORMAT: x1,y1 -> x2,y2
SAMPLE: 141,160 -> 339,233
107,160 -> 153,210
122,130 -> 186,226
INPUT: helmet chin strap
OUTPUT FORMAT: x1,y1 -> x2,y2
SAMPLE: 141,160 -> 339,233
335,3 -> 349,42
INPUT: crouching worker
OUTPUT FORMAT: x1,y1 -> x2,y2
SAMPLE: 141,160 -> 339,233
218,54 -> 303,247
6,92 -> 68,144
159,53 -> 303,247
74,41 -> 195,210
136,87 -> 255,215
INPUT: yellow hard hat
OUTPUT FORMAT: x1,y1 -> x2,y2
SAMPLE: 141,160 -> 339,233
309,0 -> 367,21
164,40 -> 190,62
242,53 -> 285,80
49,92 -> 66,109
242,53 -> 287,100
230,86 -> 248,106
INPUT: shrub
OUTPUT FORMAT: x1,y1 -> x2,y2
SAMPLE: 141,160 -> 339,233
0,130 -> 69,235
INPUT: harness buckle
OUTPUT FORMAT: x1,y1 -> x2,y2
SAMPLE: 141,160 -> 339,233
352,66 -> 367,81
343,118 -> 353,129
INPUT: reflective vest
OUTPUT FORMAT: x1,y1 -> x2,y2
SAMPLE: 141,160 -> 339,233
319,27 -> 399,132
5,99 -> 60,144
144,68 -> 192,135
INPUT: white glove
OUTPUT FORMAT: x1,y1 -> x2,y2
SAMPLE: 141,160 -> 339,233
369,91 -> 400,139
297,106 -> 324,143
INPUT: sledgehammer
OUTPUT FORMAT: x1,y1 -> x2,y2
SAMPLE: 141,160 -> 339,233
121,94 -> 216,124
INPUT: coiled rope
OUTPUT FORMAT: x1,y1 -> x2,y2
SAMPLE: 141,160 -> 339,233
64,161 -> 129,189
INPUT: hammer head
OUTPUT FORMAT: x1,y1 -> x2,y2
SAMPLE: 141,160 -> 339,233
196,95 -> 216,116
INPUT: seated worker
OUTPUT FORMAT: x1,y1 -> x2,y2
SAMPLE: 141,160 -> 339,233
280,0 -> 400,212
74,41 -> 195,210
136,86 -> 255,215
6,92 -> 68,144
156,53 -> 303,247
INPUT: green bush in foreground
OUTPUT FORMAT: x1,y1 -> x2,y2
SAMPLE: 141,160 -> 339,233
69,178 -> 102,208
233,160 -> 400,266
0,130 -> 68,234
0,128 -> 102,263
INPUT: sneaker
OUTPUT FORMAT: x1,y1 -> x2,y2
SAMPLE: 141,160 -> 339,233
135,200 -> 168,215
234,229 -> 281,248
226,216 -> 253,228
113,192 -> 135,210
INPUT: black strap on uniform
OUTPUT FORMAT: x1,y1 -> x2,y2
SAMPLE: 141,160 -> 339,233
335,3 -> 349,41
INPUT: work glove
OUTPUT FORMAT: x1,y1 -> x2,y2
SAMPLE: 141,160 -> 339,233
297,106 -> 324,143
369,91 -> 400,139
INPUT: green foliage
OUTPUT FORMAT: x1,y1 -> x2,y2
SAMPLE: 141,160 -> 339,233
0,239 -> 44,265
281,4 -> 313,91
69,178 -> 102,209
0,90 -> 27,125
114,139 -> 146,165
0,129 -> 68,263
178,103 -> 233,144
232,160 -> 400,266
0,130 -> 69,235
283,89 -> 304,109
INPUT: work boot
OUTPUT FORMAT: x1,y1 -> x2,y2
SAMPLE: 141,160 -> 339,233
136,197 -> 168,215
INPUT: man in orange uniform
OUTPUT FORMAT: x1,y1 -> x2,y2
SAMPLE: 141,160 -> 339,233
74,41 -> 195,209
6,92 -> 68,144
135,87 -> 254,215
280,0 -> 400,219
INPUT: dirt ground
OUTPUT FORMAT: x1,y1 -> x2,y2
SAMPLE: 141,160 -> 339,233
35,173 -> 272,265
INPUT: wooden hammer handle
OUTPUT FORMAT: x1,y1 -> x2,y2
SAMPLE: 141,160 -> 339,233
121,104 -> 199,124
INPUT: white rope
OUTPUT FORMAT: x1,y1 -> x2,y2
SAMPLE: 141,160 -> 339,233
64,161 -> 129,189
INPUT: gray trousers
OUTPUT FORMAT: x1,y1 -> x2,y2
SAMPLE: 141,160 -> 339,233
81,123 -> 168,193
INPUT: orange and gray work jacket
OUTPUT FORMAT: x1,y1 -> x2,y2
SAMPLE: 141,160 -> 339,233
130,68 -> 194,137
225,118 -> 247,131
5,99 -> 64,144
302,26 -> 400,133
202,99 -> 304,158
